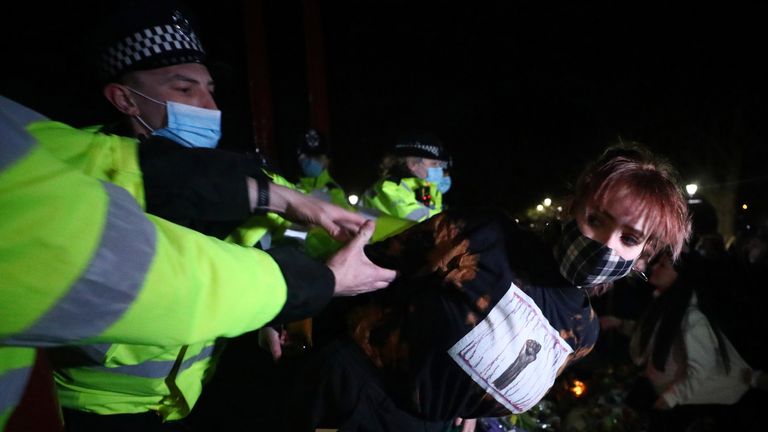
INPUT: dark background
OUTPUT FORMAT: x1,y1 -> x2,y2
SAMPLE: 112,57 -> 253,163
2,1 -> 766,236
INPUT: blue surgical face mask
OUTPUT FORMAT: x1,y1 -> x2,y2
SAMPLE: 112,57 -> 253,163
437,175 -> 452,194
300,157 -> 324,178
128,87 -> 222,149
425,166 -> 444,184
154,101 -> 221,149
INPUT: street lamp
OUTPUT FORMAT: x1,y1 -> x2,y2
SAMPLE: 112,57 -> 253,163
685,183 -> 698,197
543,198 -> 552,207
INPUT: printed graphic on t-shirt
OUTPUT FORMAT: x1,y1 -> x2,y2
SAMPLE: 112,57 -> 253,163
447,281 -> 573,413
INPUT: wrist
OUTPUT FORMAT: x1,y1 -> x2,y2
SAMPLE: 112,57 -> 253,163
256,176 -> 270,209
248,176 -> 272,213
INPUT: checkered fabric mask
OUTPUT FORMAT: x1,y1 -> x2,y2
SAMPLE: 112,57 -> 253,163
554,219 -> 636,287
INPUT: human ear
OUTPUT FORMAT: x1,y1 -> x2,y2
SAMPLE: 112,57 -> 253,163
103,84 -> 140,116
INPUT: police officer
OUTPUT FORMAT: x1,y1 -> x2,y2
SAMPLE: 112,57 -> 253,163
0,96 -> 395,430
17,1 -> 390,429
296,128 -> 350,209
364,130 -> 450,222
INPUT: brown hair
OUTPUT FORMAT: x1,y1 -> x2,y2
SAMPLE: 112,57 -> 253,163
572,143 -> 691,260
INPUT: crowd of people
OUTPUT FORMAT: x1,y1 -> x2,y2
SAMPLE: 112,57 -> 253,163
2,1 -> 766,432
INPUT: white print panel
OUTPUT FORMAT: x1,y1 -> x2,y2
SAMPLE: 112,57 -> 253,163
447,281 -> 573,413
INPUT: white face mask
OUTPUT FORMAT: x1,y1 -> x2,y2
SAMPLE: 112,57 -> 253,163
128,87 -> 222,149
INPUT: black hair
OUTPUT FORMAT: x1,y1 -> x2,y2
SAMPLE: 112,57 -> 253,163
635,251 -> 732,373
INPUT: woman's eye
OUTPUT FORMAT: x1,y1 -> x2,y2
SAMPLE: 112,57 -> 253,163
621,235 -> 640,247
586,214 -> 601,227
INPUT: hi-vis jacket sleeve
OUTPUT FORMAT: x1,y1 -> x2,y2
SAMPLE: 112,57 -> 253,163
0,96 -> 292,348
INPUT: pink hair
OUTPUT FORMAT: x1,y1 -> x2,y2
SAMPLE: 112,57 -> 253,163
572,144 -> 691,261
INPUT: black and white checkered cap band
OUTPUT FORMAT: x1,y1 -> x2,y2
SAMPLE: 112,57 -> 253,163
555,220 -> 635,286
102,24 -> 205,78
395,142 -> 442,159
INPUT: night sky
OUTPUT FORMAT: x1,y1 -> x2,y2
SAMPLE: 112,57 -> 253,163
2,2 -> 767,233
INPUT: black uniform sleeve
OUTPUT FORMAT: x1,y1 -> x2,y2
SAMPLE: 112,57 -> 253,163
139,137 -> 273,238
266,246 -> 335,323
139,136 -> 268,222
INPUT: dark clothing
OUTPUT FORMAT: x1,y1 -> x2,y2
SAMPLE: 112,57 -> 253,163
62,409 -> 191,432
100,123 -> 267,240
281,338 -> 452,432
278,209 -> 599,429
139,136 -> 264,240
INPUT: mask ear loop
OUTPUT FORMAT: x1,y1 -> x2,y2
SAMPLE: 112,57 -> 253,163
632,267 -> 648,282
134,115 -> 155,133
125,87 -> 166,135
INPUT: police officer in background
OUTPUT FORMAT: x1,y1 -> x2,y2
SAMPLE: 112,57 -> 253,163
364,130 -> 450,222
296,128 -> 350,209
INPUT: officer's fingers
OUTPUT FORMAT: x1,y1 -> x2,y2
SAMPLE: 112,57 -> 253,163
260,327 -> 282,362
372,266 -> 397,286
350,220 -> 375,247
461,418 -> 477,432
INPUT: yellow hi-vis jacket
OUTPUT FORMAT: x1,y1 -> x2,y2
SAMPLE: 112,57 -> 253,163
25,118 -> 294,420
0,97 -> 288,428
363,176 -> 443,222
298,168 -> 351,210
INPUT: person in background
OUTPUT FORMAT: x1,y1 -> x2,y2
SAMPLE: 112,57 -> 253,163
364,130 -> 450,222
627,249 -> 752,431
296,128 -> 350,209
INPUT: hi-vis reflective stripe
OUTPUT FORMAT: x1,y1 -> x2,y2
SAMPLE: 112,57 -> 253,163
0,95 -> 43,170
77,345 -> 216,379
404,207 -> 430,221
0,366 -> 32,415
12,182 -> 156,346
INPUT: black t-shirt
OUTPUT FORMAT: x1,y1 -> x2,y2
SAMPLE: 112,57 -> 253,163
354,209 -> 599,420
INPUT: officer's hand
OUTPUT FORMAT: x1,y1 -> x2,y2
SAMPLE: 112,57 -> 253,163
453,418 -> 477,432
257,326 -> 284,362
261,182 -> 365,241
327,220 -> 397,296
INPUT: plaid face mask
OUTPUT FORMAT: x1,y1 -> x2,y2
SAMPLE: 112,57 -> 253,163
554,219 -> 636,287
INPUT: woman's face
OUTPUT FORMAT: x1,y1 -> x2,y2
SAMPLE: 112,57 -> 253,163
406,157 -> 446,179
575,194 -> 649,261
649,253 -> 677,291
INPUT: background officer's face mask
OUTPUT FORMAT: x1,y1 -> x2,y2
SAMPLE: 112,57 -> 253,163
300,157 -> 324,177
553,219 -> 636,287
437,175 -> 452,193
128,87 -> 222,149
425,166 -> 444,184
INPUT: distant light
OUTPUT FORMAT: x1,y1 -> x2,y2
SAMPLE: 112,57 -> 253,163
685,184 -> 698,197
348,194 -> 359,206
569,379 -> 587,397
536,204 -> 544,212
557,206 -> 563,212
742,203 -> 748,210
543,198 -> 552,207
515,218 -> 520,224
